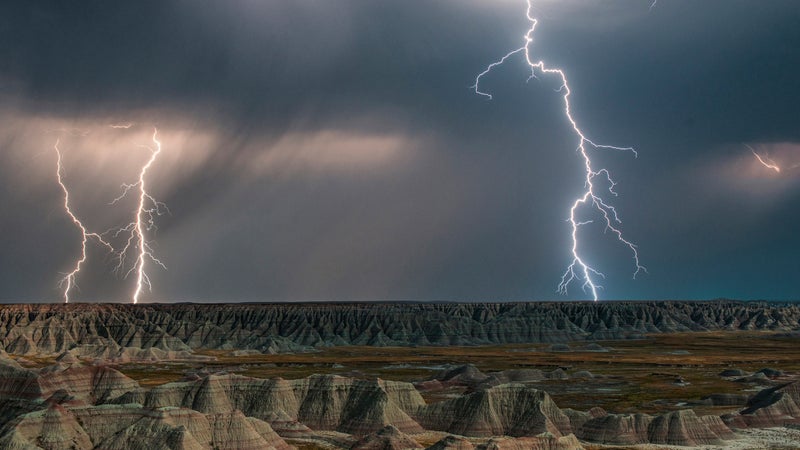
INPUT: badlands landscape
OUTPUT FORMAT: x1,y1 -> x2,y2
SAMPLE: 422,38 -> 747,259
1,301 -> 800,449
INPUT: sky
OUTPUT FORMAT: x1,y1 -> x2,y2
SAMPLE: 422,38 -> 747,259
0,0 -> 798,303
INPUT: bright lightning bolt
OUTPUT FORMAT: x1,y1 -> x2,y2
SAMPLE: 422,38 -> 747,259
746,144 -> 781,173
111,128 -> 167,304
473,1 -> 645,301
54,139 -> 114,303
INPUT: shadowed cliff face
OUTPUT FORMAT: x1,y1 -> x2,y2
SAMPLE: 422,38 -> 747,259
0,301 -> 799,358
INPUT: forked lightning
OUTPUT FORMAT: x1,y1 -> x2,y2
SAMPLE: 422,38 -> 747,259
473,1 -> 645,300
54,139 -> 114,303
54,127 -> 166,304
111,128 -> 167,304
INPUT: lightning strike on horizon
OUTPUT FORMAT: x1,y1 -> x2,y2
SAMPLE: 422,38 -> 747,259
473,0 -> 645,301
54,139 -> 114,303
746,144 -> 781,173
111,128 -> 167,304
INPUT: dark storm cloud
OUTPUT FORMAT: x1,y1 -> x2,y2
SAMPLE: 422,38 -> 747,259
0,1 -> 516,127
0,0 -> 798,302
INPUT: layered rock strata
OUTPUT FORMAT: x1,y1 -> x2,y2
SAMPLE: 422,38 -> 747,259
118,373 -> 426,436
415,384 -> 571,438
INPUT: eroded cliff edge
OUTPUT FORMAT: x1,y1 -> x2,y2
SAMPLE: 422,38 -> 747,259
1,301 -> 797,357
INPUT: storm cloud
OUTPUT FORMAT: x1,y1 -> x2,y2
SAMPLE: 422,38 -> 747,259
0,0 -> 798,302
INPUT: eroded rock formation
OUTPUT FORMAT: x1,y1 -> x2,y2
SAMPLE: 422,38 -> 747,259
0,404 -> 291,450
572,409 -> 732,446
125,373 -> 426,436
726,381 -> 800,428
415,384 -> 571,438
1,301 -> 798,358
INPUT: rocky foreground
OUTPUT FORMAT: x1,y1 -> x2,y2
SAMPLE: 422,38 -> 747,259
1,301 -> 799,359
0,354 -> 799,450
1,301 -> 800,449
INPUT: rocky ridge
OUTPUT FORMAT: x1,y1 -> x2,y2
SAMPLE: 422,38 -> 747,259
0,301 -> 798,358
